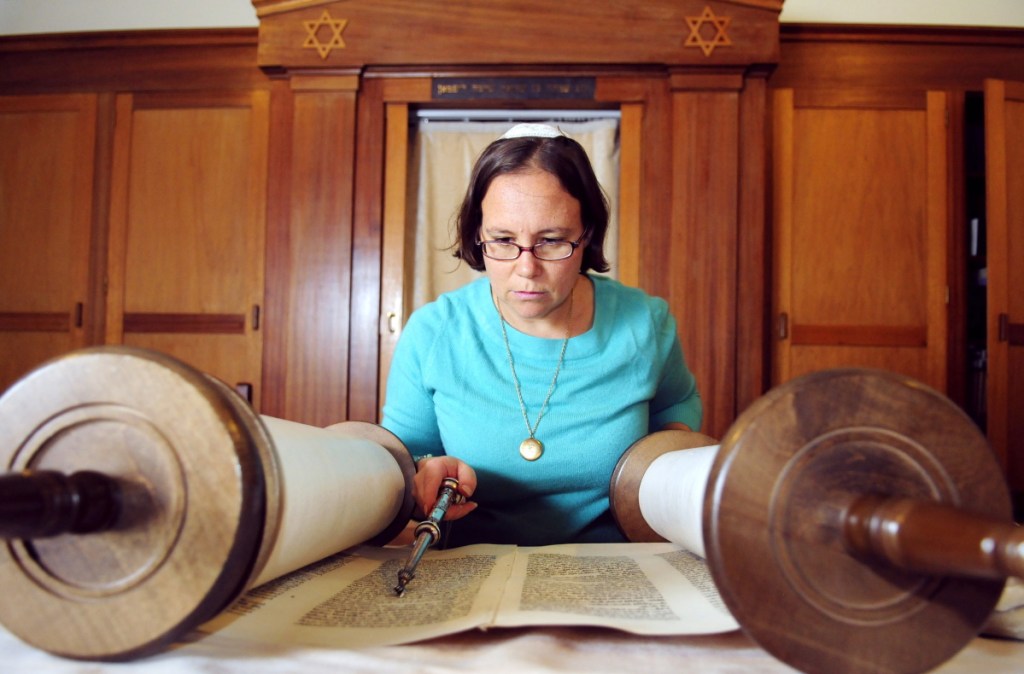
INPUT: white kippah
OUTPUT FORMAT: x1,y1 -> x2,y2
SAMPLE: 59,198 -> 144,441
499,122 -> 566,140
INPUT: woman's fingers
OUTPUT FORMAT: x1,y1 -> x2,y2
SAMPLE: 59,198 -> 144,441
413,456 -> 477,520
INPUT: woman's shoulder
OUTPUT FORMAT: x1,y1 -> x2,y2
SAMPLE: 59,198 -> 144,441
592,274 -> 669,321
405,278 -> 489,332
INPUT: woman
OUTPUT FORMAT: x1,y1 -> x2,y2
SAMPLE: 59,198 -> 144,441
381,123 -> 701,546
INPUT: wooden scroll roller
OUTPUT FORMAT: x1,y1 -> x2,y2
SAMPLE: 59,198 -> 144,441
0,346 -> 415,661
611,368 -> 1022,674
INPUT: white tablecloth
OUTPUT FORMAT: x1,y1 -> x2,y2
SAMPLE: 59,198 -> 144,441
3,624 -> 1023,673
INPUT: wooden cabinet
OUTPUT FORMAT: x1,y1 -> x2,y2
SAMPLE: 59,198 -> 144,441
0,34 -> 272,408
985,79 -> 1024,490
771,27 -> 1024,497
772,89 -> 949,391
0,94 -> 98,392
105,91 -> 269,406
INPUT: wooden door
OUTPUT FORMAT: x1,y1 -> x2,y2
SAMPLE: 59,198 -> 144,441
106,91 -> 269,407
772,89 -> 949,392
985,79 -> 1024,491
0,94 -> 97,393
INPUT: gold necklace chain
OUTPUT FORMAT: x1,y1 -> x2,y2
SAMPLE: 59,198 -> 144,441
497,290 -> 573,461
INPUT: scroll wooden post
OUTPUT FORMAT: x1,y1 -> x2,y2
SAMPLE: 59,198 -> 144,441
0,346 -> 415,662
707,368 -> 1014,674
0,470 -> 121,539
843,496 -> 1024,581
613,368 -> 1019,674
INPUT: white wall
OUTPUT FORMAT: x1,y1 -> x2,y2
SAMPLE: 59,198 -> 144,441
781,0 -> 1024,27
0,0 -> 258,35
1,0 -> 1023,36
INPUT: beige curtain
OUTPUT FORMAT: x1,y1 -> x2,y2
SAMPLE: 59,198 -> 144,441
408,118 -> 620,311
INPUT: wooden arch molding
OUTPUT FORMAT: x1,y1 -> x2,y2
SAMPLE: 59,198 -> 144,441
252,0 -> 782,71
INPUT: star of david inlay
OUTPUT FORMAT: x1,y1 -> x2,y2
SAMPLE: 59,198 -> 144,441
303,9 -> 348,60
685,6 -> 732,57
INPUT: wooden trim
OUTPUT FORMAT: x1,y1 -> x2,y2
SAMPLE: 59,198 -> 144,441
0,29 -> 258,53
617,102 -> 642,288
925,90 -> 949,389
254,1 -> 782,71
985,78 -> 1010,473
736,71 -> 770,410
132,91 -> 262,109
0,34 -> 267,96
347,76 -> 387,423
1010,323 -> 1024,347
88,92 -> 116,346
289,74 -> 361,92
253,0 -> 785,17
793,89 -> 926,110
945,89 -> 968,409
773,24 -> 1024,93
771,88 -> 794,382
791,324 -> 928,348
0,312 -> 69,332
668,86 -> 740,436
669,71 -> 746,91
259,79 -> 296,419
105,93 -> 133,344
781,23 -> 1024,47
122,312 -> 247,334
378,101 -> 411,416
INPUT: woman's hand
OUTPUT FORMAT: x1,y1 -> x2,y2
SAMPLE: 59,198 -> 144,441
413,456 -> 478,521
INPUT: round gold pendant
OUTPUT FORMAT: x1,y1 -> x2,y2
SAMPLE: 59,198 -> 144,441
519,437 -> 543,461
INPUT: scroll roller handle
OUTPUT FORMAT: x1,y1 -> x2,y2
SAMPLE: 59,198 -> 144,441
0,470 -> 121,539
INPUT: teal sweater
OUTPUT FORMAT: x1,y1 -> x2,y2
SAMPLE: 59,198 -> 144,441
381,274 -> 701,546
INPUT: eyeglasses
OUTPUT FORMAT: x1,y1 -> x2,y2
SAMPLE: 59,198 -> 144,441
478,236 -> 584,261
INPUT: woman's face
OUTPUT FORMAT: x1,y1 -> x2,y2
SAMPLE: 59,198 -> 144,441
479,169 -> 584,336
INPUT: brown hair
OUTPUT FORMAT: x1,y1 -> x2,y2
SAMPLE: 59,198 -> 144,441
452,135 -> 611,274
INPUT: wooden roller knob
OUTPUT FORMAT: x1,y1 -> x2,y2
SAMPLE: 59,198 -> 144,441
707,368 -> 1012,674
612,368 -> 1018,674
844,495 -> 1024,581
0,346 -> 414,662
0,470 -> 121,538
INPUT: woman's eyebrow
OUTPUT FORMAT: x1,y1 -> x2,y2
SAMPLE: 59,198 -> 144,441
482,226 -> 574,238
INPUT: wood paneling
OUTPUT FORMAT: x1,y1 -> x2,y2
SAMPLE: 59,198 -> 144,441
769,24 -> 1024,497
772,88 -> 949,391
669,77 -> 740,438
0,30 -> 265,94
268,75 -> 359,426
346,76 -> 387,423
985,79 -> 1024,490
122,313 -> 248,334
774,25 -> 1024,91
617,102 -> 643,289
736,72 -> 771,412
377,99 -> 412,418
106,90 -> 268,406
0,94 -> 96,393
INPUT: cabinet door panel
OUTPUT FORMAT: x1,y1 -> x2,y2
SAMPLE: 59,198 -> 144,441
107,92 -> 268,406
773,89 -> 948,391
985,79 -> 1024,490
0,94 -> 96,392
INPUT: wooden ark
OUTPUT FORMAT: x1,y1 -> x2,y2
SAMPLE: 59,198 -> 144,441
1,2 -> 1023,491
